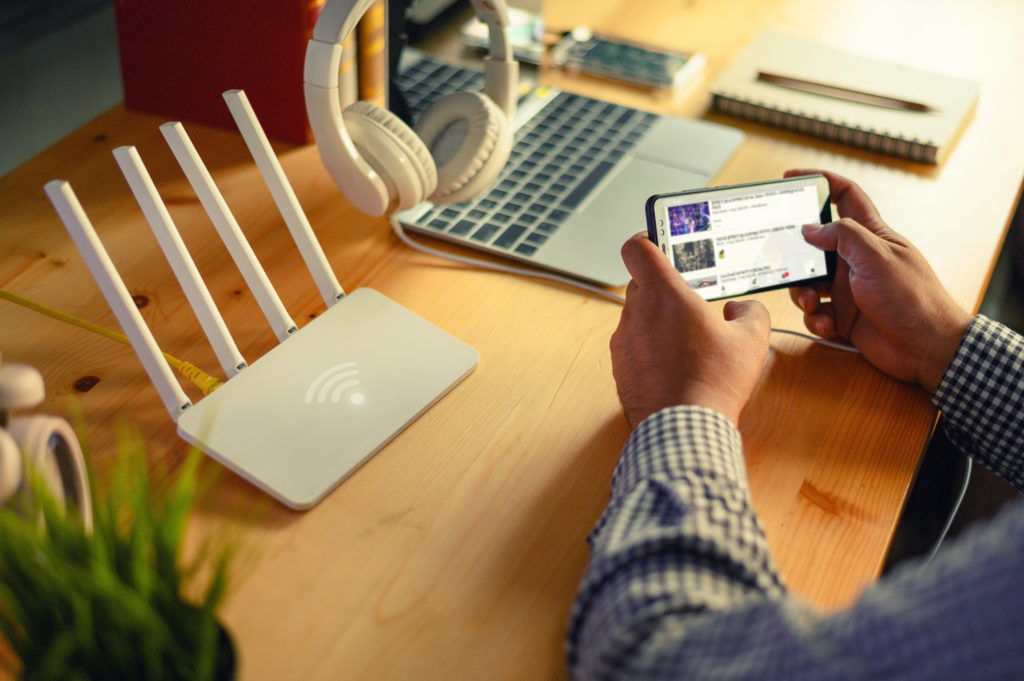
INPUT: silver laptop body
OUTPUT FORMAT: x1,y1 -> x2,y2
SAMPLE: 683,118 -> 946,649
395,50 -> 743,287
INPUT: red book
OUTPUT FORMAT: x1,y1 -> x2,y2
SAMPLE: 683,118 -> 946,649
114,0 -> 325,144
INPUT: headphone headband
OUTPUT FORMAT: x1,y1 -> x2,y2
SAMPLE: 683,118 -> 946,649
305,0 -> 516,113
303,0 -> 518,215
311,0 -> 512,54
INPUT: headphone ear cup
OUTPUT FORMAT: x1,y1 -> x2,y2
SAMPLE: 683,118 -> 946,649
0,429 -> 23,505
415,91 -> 512,205
342,101 -> 438,211
6,416 -> 92,529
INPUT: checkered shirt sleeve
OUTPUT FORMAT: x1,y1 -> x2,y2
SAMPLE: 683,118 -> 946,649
568,315 -> 1024,681
934,315 -> 1024,490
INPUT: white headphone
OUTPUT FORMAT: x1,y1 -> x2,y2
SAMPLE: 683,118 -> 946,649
304,0 -> 518,216
0,360 -> 92,529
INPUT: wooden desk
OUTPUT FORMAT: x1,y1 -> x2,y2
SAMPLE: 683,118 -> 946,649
1,1 -> 1022,678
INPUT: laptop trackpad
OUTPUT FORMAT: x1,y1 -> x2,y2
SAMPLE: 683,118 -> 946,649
633,117 -> 746,176
534,157 -> 708,287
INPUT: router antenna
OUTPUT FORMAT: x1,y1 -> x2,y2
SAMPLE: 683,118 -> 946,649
43,180 -> 192,421
159,122 -> 297,342
222,89 -> 345,307
112,145 -> 247,378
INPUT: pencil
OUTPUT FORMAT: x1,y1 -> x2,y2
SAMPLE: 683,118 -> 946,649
757,71 -> 936,113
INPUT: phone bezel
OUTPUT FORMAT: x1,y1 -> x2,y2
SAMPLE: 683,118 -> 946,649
644,175 -> 836,301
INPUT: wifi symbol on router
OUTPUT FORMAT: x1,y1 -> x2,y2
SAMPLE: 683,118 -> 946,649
304,361 -> 365,406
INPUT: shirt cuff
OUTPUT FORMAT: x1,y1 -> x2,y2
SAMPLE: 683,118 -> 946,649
933,314 -> 1022,413
933,314 -> 1024,489
610,405 -> 748,500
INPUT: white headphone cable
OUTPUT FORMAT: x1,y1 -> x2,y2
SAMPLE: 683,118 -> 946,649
924,455 -> 973,568
388,217 -> 630,304
389,216 -> 981,563
389,217 -> 861,353
769,327 -> 860,353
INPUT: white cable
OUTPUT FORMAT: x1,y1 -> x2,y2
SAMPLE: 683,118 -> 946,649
389,217 -> 861,354
769,327 -> 860,353
388,217 -> 628,304
391,208 -> 989,565
392,213 -> 984,567
924,456 -> 973,567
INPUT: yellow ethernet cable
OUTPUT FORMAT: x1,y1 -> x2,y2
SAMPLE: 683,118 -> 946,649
0,289 -> 222,395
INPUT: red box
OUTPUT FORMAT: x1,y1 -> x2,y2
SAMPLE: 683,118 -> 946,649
114,0 -> 324,144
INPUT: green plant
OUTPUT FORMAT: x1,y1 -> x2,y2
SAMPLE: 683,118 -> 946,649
0,434 -> 234,681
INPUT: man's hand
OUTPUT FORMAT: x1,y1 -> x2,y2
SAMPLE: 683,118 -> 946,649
786,169 -> 973,392
610,234 -> 771,428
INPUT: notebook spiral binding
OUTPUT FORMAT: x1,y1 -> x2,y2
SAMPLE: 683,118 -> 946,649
711,93 -> 937,163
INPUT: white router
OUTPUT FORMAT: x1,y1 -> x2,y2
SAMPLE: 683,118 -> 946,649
44,90 -> 478,510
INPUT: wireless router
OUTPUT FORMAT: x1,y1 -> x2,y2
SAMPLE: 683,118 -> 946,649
44,90 -> 478,510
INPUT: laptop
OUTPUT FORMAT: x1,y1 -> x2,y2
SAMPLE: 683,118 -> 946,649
394,49 -> 744,287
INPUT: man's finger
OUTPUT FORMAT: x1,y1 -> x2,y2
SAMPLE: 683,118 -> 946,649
789,285 -> 819,314
804,303 -> 838,338
723,299 -> 771,338
620,232 -> 683,288
785,168 -> 886,234
803,218 -> 887,268
801,221 -> 839,251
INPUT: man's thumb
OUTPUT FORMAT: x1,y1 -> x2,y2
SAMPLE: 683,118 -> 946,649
723,299 -> 770,335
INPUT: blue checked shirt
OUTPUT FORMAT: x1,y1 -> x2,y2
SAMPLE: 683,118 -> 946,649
568,315 -> 1024,680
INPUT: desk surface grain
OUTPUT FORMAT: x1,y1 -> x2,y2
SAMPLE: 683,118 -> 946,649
1,1 -> 1023,679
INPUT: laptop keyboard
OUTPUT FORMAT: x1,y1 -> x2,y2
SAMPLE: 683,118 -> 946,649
396,55 -> 659,257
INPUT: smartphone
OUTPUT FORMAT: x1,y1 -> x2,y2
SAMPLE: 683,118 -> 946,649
550,27 -> 705,90
645,174 -> 835,301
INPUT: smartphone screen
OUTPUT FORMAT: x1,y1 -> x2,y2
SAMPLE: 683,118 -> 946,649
645,174 -> 834,301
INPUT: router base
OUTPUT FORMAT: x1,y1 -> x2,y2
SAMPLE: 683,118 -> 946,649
176,288 -> 478,509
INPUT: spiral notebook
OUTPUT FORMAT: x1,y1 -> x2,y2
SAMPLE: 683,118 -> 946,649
709,30 -> 980,164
